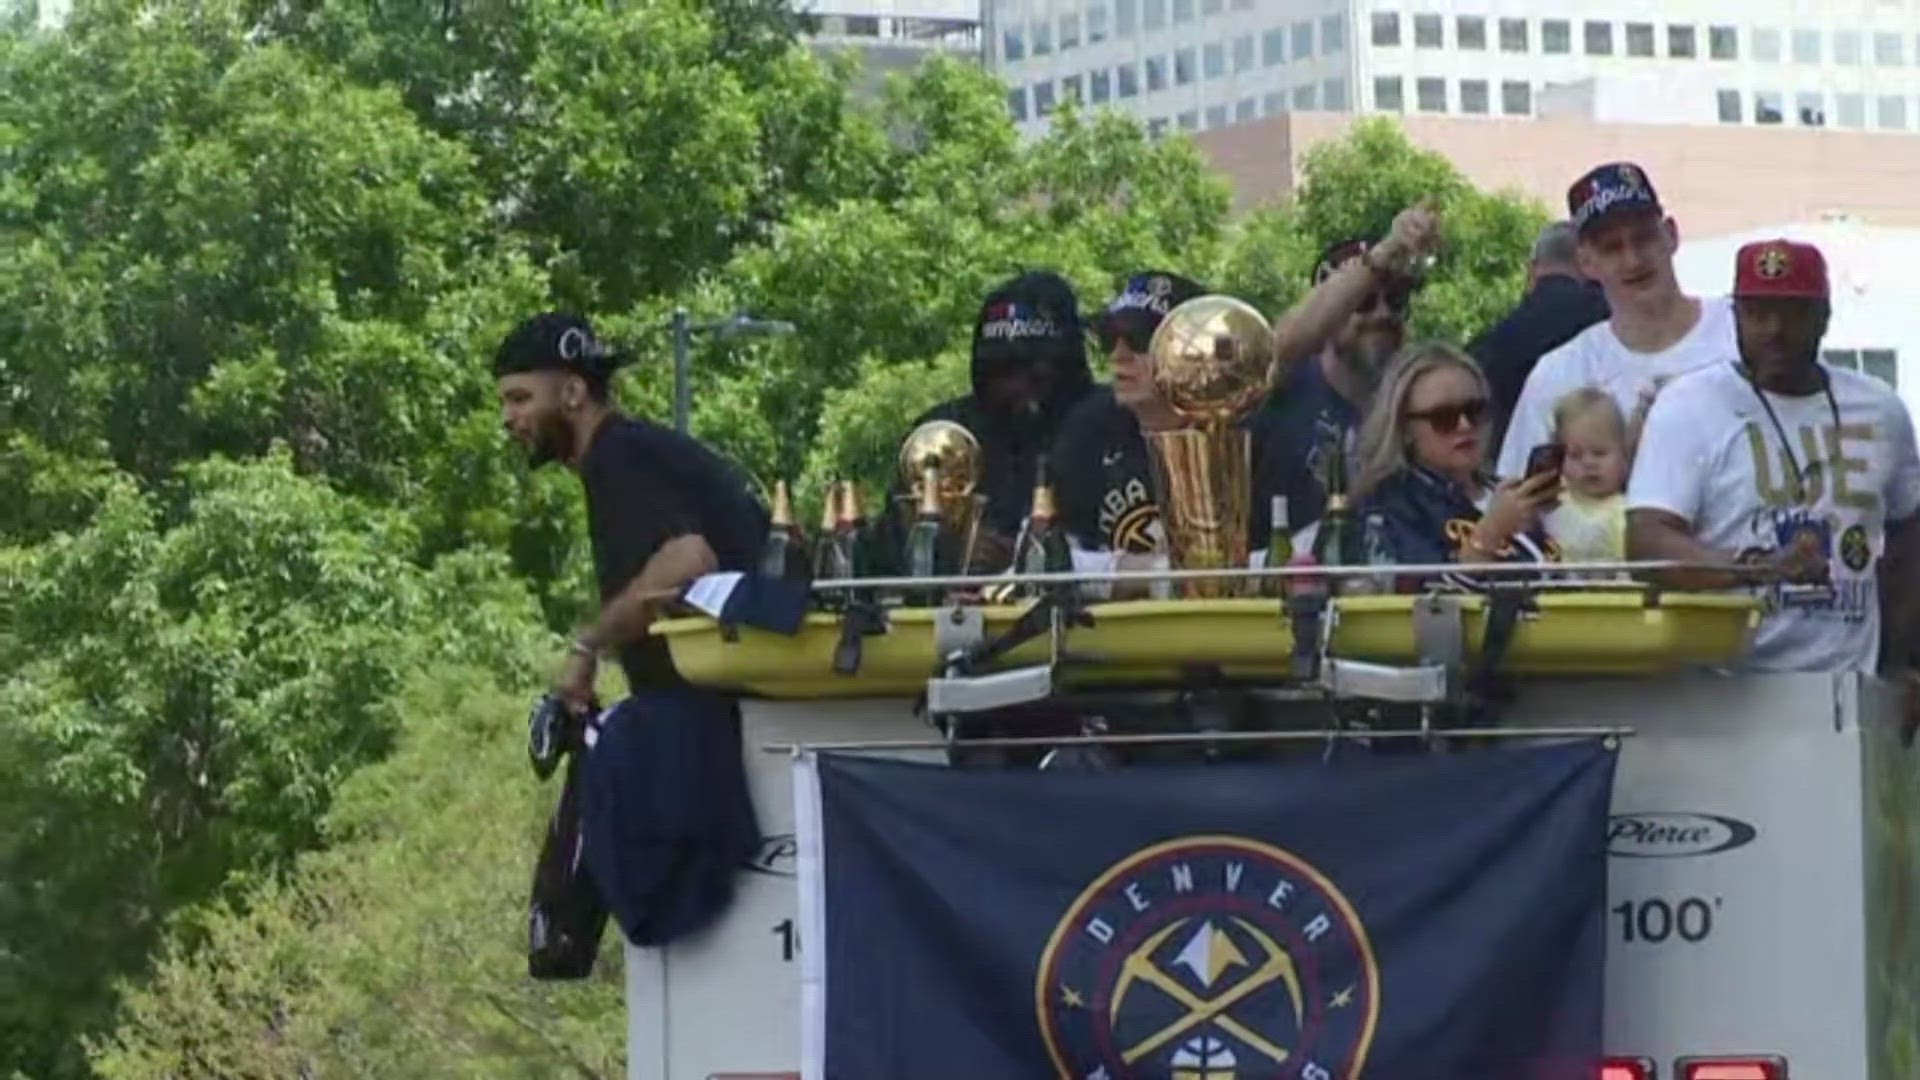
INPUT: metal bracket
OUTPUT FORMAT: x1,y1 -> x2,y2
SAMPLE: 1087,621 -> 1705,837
926,664 -> 1055,714
1411,593 -> 1467,671
1318,658 -> 1450,704
933,604 -> 985,668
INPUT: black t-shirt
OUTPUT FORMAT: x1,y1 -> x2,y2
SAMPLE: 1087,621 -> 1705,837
580,415 -> 770,690
1051,387 -> 1274,554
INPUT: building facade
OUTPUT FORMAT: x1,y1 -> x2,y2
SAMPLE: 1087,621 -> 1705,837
990,0 -> 1920,138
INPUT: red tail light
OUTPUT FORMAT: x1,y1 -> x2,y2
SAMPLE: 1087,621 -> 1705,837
1676,1056 -> 1787,1080
1601,1058 -> 1655,1080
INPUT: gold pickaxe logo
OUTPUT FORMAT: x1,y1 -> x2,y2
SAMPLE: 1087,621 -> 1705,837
1109,918 -> 1302,1067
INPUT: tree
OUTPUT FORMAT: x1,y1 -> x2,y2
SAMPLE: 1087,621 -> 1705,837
0,452 -> 549,1078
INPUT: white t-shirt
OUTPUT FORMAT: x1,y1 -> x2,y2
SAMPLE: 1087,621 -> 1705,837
1627,360 -> 1920,672
1496,295 -> 1737,478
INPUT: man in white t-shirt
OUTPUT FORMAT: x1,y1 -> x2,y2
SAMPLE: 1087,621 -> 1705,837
1496,162 -> 1736,478
1628,239 -> 1920,675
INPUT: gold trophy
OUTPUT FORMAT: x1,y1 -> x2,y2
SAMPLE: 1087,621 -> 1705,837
1144,295 -> 1278,598
895,420 -> 987,573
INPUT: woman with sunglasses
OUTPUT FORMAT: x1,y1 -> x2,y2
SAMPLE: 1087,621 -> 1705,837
1351,342 -> 1561,582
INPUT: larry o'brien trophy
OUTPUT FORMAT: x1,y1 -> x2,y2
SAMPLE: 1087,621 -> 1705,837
1145,295 -> 1278,599
895,419 -> 986,582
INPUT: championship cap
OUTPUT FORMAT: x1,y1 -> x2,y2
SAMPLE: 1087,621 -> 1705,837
1096,270 -> 1206,341
1567,162 -> 1662,234
493,312 -> 631,379
1731,239 -> 1830,301
1313,237 -> 1377,285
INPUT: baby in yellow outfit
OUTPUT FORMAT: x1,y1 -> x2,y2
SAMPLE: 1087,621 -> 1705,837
1543,387 -> 1635,562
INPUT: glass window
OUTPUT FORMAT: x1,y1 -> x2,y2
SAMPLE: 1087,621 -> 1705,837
1035,82 -> 1057,114
1501,80 -> 1531,115
1838,93 -> 1865,127
1118,63 -> 1140,97
1233,35 -> 1254,71
1862,350 -> 1899,389
1171,0 -> 1193,24
1374,75 -> 1404,111
1543,20 -> 1571,54
1205,104 -> 1228,128
1033,20 -> 1052,54
1146,55 -> 1168,90
1293,83 -> 1318,109
1322,15 -> 1346,54
1323,78 -> 1348,109
1414,13 -> 1442,48
1091,70 -> 1112,103
1004,28 -> 1026,60
1204,43 -> 1226,78
1717,88 -> 1742,122
1709,26 -> 1737,60
1584,21 -> 1613,56
1235,97 -> 1257,122
1457,16 -> 1486,50
1836,31 -> 1861,65
1753,28 -> 1780,61
1372,12 -> 1401,47
1877,32 -> 1904,66
1461,79 -> 1489,113
1798,91 -> 1825,125
1878,94 -> 1907,128
1008,87 -> 1028,121
1668,24 -> 1695,58
1792,28 -> 1819,64
1264,90 -> 1287,114
1292,20 -> 1314,58
1500,18 -> 1528,52
1203,0 -> 1223,15
1756,90 -> 1784,123
1232,0 -> 1253,10
1417,76 -> 1446,111
1178,110 -> 1199,130
1061,74 -> 1083,102
1115,0 -> 1137,36
1088,5 -> 1109,42
1143,0 -> 1166,31
1263,27 -> 1287,65
1060,14 -> 1080,50
1626,23 -> 1653,57
1174,47 -> 1195,84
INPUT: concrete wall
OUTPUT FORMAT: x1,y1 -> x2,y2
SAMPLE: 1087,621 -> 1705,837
1194,112 -> 1920,239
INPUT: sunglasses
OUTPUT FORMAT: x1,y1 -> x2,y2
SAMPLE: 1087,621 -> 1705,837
1094,323 -> 1154,355
1404,398 -> 1489,431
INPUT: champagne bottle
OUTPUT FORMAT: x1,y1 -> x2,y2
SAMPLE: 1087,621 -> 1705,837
1017,459 -> 1072,578
1265,494 -> 1292,596
904,465 -> 947,604
760,479 -> 803,580
831,480 -> 860,581
1312,437 -> 1356,592
812,481 -> 846,582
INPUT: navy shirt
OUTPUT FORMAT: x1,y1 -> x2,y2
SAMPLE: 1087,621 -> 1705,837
1253,356 -> 1364,532
580,415 -> 770,689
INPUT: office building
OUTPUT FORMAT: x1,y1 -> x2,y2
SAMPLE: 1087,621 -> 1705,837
990,0 -> 1920,137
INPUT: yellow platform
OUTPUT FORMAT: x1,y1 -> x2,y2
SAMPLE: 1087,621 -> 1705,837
650,591 -> 1761,699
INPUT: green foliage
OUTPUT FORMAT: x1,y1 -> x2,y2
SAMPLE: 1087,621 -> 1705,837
88,669 -> 625,1080
0,453 -> 548,1077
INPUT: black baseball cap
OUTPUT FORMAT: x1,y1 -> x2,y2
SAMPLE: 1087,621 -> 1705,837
1095,271 -> 1207,346
1567,162 -> 1663,235
493,312 -> 632,380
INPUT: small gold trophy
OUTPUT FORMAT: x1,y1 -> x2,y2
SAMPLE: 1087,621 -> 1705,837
1144,296 -> 1278,598
895,419 -> 987,573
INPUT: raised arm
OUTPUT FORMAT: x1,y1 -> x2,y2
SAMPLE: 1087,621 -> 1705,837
1270,202 -> 1442,370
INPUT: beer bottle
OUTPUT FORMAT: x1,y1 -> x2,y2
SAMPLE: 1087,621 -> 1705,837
760,479 -> 804,581
1017,459 -> 1072,578
904,465 -> 947,604
1312,437 -> 1356,591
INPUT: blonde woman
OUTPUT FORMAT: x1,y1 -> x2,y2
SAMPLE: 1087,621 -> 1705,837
1352,342 -> 1561,571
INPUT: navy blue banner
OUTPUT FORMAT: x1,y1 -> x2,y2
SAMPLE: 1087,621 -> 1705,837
804,740 -> 1615,1080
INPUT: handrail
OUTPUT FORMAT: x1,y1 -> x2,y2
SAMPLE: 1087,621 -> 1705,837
803,559 -> 1752,594
762,725 -> 1633,754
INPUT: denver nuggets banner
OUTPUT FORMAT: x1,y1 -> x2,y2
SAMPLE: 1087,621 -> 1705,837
793,740 -> 1616,1080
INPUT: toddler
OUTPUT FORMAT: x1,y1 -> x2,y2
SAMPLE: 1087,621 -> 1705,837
1543,387 -> 1634,562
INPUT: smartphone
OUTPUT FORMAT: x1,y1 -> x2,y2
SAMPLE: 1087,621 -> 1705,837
1525,442 -> 1566,480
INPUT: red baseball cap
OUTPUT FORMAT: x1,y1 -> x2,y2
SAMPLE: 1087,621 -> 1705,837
1732,239 -> 1829,300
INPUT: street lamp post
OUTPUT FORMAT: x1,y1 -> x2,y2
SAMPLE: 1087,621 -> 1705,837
668,310 -> 796,433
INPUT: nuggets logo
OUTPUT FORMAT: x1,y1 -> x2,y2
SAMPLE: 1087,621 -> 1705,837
1840,523 -> 1872,571
1036,836 -> 1379,1080
1756,246 -> 1792,280
1616,164 -> 1645,193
